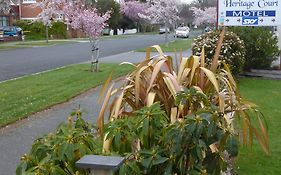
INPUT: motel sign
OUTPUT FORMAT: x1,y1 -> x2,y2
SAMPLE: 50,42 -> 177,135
218,0 -> 281,26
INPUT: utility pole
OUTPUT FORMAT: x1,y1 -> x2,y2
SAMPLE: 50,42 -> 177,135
19,0 -> 22,20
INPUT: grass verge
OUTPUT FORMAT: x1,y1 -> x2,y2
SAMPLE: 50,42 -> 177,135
136,39 -> 192,52
16,40 -> 70,46
0,40 -> 75,51
237,78 -> 281,175
0,45 -> 29,50
0,63 -> 132,127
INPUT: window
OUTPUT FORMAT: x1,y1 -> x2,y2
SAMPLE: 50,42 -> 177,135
0,16 -> 10,27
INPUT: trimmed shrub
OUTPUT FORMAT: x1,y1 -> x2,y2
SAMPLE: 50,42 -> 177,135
193,30 -> 246,75
14,20 -> 68,40
49,22 -> 68,39
229,27 -> 280,70
14,20 -> 45,40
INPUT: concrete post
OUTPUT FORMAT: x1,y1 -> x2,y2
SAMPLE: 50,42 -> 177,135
76,155 -> 125,175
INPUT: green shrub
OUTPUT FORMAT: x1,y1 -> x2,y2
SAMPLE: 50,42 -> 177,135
193,30 -> 246,75
229,27 -> 280,70
106,100 -> 238,174
49,22 -> 68,39
14,20 -> 68,40
16,110 -> 102,175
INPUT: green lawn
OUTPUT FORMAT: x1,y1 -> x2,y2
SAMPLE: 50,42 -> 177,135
0,63 -> 132,127
0,40 -> 75,50
136,39 -> 192,52
237,78 -> 281,175
0,45 -> 29,50
16,40 -> 70,46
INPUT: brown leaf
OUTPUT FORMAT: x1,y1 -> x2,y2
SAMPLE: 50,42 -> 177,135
97,83 -> 114,136
211,29 -> 225,72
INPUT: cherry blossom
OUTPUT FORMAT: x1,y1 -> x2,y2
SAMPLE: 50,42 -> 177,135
35,0 -> 111,71
138,0 -> 181,43
34,0 -> 63,26
191,7 -> 217,26
0,0 -> 11,14
120,0 -> 149,22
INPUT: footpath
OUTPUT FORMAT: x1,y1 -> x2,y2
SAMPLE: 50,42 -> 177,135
0,50 -> 191,175
244,69 -> 281,79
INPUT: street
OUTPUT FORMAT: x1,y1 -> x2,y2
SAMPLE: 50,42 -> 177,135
0,31 -> 201,82
0,34 -> 176,81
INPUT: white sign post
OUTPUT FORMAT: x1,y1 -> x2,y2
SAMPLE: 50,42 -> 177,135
218,0 -> 281,26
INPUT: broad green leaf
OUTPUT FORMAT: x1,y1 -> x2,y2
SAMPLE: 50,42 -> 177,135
153,155 -> 168,165
226,136 -> 238,157
141,157 -> 152,169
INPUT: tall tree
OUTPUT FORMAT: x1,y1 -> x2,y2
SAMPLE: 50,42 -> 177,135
120,0 -> 150,32
191,0 -> 217,10
33,0 -> 62,43
139,0 -> 181,43
0,0 -> 11,14
95,0 -> 121,34
191,7 -> 216,27
178,4 -> 194,26
37,0 -> 110,71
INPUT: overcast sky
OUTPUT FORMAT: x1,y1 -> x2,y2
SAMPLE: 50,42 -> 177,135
181,0 -> 193,4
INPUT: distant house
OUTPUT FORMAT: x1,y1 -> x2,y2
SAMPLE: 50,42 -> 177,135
20,0 -> 42,20
0,0 -> 41,27
0,5 -> 19,27
0,0 -> 84,38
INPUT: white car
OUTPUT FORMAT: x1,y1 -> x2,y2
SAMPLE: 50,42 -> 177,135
159,27 -> 170,34
175,27 -> 190,38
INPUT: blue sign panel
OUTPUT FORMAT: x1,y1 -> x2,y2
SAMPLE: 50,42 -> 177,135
242,16 -> 259,25
219,0 -> 281,26
226,10 -> 276,17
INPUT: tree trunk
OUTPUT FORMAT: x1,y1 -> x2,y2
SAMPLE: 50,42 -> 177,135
90,38 -> 100,72
113,29 -> 118,35
45,25 -> 49,43
165,23 -> 168,46
173,23 -> 176,41
137,22 -> 140,33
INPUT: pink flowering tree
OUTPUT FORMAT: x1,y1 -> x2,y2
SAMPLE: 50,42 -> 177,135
139,0 -> 181,43
191,7 -> 217,27
35,0 -> 110,71
34,0 -> 63,43
120,0 -> 149,32
0,0 -> 12,14
63,1 -> 110,71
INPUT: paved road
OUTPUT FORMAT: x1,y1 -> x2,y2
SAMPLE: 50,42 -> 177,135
0,34 -> 175,81
0,31 -> 200,82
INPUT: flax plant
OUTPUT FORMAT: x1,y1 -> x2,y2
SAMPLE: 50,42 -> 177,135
98,30 -> 268,155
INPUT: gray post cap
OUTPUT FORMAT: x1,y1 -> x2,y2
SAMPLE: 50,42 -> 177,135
76,155 -> 125,171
